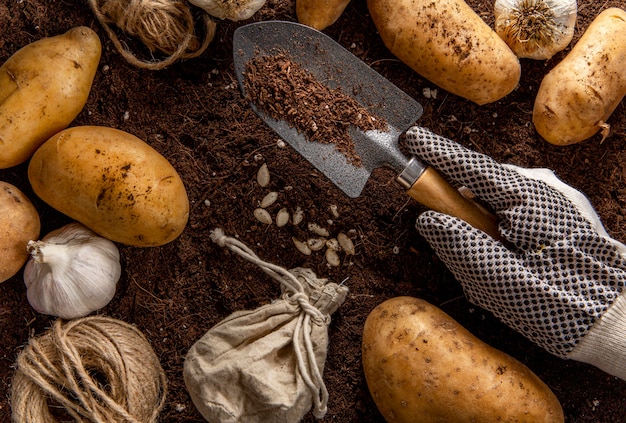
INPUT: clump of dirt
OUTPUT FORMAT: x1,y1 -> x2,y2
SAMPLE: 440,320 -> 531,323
244,51 -> 388,167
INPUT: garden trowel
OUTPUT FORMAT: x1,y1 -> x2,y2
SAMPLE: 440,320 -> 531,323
233,21 -> 500,239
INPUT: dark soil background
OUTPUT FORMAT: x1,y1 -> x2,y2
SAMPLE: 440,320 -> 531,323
1,0 -> 626,421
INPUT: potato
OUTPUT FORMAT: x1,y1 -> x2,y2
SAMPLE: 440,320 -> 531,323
362,297 -> 564,423
0,182 -> 40,283
0,26 -> 101,169
296,0 -> 351,31
533,8 -> 626,145
367,0 -> 521,105
28,126 -> 189,247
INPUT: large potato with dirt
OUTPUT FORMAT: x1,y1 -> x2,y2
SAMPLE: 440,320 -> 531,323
0,182 -> 40,282
28,126 -> 189,247
533,7 -> 626,145
362,296 -> 564,423
367,0 -> 521,105
0,26 -> 101,169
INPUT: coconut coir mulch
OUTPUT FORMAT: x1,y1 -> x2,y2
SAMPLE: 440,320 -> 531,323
1,1 -> 626,422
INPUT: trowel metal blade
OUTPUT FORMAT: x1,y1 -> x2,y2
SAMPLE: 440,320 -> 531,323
233,20 -> 423,197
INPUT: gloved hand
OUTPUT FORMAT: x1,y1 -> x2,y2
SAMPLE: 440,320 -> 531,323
406,126 -> 626,381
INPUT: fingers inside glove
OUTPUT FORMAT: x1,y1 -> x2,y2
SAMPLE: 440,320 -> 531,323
405,126 -> 536,206
417,210 -> 512,266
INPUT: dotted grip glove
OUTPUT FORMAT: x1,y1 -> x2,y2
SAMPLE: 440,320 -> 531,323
406,126 -> 626,381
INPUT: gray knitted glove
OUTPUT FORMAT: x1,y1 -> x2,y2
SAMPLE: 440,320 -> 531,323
406,126 -> 626,381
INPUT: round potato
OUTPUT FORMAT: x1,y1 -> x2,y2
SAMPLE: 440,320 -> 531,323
367,0 -> 521,105
0,182 -> 40,282
28,126 -> 189,247
0,26 -> 101,169
533,8 -> 626,145
362,296 -> 564,423
296,0 -> 352,30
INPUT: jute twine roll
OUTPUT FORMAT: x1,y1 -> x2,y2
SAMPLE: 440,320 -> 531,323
88,0 -> 216,70
11,316 -> 167,423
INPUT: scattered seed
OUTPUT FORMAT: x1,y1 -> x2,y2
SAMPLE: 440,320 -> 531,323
260,191 -> 278,208
337,232 -> 355,255
326,238 -> 340,251
308,222 -> 330,237
392,246 -> 400,254
257,163 -> 270,187
276,208 -> 290,227
307,238 -> 326,251
325,248 -> 341,266
292,206 -> 304,225
293,237 -> 312,255
329,204 -> 339,218
253,208 -> 272,224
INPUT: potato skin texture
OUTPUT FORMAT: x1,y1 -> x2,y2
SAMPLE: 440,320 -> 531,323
362,297 -> 564,423
0,182 -> 40,282
28,126 -> 189,247
367,0 -> 520,105
0,26 -> 101,169
533,8 -> 626,145
297,0 -> 351,30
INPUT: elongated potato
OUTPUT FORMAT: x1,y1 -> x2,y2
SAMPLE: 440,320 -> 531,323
28,126 -> 189,247
0,182 -> 40,282
533,8 -> 626,145
0,26 -> 101,169
362,297 -> 564,423
297,0 -> 351,31
367,0 -> 521,105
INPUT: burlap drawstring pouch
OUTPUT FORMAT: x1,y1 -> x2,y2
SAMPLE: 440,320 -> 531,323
183,229 -> 349,422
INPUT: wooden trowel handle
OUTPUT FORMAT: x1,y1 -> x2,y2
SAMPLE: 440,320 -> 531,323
407,167 -> 501,240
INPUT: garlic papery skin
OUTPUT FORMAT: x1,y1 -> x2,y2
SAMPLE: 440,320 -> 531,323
494,0 -> 577,60
23,223 -> 121,320
188,0 -> 267,21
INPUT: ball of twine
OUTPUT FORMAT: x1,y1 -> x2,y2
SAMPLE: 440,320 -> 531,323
11,316 -> 167,423
88,0 -> 216,70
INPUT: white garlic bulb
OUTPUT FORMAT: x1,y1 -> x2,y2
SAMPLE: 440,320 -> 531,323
494,0 -> 577,60
188,0 -> 267,21
23,222 -> 121,320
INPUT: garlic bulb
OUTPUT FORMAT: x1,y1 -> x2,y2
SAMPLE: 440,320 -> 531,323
188,0 -> 267,21
23,223 -> 121,320
494,0 -> 577,60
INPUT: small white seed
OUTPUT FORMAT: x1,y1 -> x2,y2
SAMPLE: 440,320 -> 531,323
326,238 -> 340,251
293,237 -> 312,255
276,208 -> 290,227
260,191 -> 278,208
307,238 -> 326,251
337,232 -> 355,255
308,222 -> 330,237
329,204 -> 339,218
257,163 -> 270,187
253,208 -> 272,224
292,206 -> 304,225
325,248 -> 341,266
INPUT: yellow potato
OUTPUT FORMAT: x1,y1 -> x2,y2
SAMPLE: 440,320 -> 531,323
0,26 -> 101,169
533,8 -> 626,145
367,0 -> 521,105
362,296 -> 564,423
28,126 -> 189,247
296,0 -> 351,31
0,182 -> 40,283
